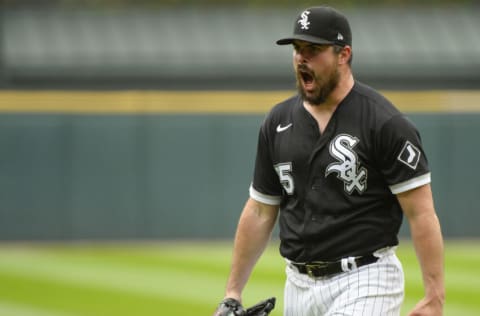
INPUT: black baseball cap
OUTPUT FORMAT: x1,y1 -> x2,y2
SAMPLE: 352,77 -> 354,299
276,6 -> 352,47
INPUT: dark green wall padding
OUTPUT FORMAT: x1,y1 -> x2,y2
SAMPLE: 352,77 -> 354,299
0,113 -> 477,240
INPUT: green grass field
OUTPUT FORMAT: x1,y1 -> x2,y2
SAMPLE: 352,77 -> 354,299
0,240 -> 478,315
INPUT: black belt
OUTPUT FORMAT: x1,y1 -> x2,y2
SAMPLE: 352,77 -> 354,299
291,254 -> 378,278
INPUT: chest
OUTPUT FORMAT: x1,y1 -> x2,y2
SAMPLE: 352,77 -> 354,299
306,108 -> 334,134
271,113 -> 375,195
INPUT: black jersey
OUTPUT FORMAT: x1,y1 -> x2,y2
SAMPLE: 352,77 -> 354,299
250,81 -> 431,262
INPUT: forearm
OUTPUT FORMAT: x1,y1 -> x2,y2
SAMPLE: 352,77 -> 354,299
225,198 -> 278,301
397,184 -> 445,315
408,210 -> 445,302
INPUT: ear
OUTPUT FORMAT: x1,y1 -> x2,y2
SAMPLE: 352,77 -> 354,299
338,46 -> 352,65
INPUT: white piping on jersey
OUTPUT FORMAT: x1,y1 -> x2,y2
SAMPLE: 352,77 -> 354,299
389,172 -> 431,194
249,185 -> 282,205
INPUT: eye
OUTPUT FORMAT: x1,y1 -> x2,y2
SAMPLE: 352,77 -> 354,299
309,45 -> 320,53
311,45 -> 328,53
293,43 -> 330,55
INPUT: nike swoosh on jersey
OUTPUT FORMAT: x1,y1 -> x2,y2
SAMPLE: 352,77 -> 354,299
276,123 -> 293,133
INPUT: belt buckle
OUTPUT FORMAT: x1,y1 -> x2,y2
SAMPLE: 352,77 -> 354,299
305,262 -> 328,278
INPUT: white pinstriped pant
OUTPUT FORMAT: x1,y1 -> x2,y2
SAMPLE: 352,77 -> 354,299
284,248 -> 404,316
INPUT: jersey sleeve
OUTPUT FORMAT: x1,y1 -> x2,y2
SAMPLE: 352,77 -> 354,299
376,114 -> 431,194
250,121 -> 282,205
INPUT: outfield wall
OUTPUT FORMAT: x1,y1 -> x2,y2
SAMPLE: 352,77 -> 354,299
0,91 -> 479,240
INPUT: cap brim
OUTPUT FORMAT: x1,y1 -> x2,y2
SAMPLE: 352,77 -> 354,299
276,34 -> 335,45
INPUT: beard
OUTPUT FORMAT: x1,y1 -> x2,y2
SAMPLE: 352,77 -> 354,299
296,63 -> 340,106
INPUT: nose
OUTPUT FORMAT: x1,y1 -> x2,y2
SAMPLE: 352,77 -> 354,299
295,47 -> 314,61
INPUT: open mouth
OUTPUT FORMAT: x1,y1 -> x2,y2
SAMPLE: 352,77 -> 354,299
297,63 -> 315,89
300,70 -> 314,85
297,67 -> 316,90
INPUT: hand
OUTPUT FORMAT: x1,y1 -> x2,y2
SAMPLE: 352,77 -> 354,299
408,296 -> 443,316
213,298 -> 245,316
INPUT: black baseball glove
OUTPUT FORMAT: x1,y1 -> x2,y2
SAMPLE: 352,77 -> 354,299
213,297 -> 276,316
245,297 -> 276,316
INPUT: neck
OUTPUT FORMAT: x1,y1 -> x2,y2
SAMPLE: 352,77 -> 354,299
305,72 -> 354,112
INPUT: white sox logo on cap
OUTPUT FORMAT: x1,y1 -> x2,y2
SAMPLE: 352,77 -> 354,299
298,10 -> 311,30
276,6 -> 352,47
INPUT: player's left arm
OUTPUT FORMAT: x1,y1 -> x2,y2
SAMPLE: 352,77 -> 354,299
397,183 -> 445,316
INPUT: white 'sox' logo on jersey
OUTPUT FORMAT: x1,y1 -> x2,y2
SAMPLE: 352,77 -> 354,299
326,134 -> 367,194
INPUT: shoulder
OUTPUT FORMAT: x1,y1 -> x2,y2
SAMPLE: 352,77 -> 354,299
351,81 -> 399,115
261,94 -> 299,130
268,94 -> 299,118
347,81 -> 405,129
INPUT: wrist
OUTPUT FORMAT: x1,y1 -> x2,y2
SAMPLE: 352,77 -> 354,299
224,292 -> 242,303
425,289 -> 445,305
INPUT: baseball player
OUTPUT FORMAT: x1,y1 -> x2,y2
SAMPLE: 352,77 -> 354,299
214,6 -> 444,316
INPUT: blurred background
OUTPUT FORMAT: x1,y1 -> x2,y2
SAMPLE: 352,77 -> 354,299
0,0 -> 480,315
2,0 -> 480,90
1,0 -> 479,240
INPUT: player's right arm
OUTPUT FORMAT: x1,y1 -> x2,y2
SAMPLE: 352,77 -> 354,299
224,197 -> 279,302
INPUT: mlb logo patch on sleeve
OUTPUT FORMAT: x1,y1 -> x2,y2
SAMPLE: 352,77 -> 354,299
397,141 -> 421,170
